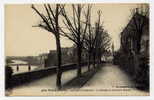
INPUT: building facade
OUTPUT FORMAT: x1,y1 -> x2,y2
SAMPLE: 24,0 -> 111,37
114,8 -> 149,90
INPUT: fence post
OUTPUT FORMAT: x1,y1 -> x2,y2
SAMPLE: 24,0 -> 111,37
16,64 -> 19,71
28,64 -> 31,71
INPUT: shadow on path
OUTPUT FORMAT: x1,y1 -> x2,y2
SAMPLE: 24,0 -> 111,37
61,66 -> 100,90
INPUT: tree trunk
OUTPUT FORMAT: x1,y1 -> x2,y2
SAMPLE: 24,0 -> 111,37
98,51 -> 102,64
98,54 -> 101,64
93,52 -> 96,68
88,51 -> 91,71
55,35 -> 62,89
77,44 -> 82,77
136,36 -> 141,54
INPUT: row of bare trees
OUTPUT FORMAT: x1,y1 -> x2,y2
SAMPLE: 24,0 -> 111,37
31,4 -> 110,89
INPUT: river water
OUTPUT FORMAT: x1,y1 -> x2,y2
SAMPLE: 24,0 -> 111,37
10,60 -> 39,75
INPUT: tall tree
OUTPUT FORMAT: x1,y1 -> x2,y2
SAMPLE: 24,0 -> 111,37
92,10 -> 102,67
84,10 -> 111,69
129,7 -> 149,54
92,11 -> 111,66
95,29 -> 111,64
84,28 -> 94,70
82,5 -> 93,70
60,4 -> 90,77
31,4 -> 62,89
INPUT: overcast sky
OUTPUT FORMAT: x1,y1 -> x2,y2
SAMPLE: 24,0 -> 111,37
5,3 -> 146,56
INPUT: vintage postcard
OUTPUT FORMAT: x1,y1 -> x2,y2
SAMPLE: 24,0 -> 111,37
5,3 -> 149,96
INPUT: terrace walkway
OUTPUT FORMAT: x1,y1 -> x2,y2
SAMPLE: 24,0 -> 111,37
6,63 -> 149,96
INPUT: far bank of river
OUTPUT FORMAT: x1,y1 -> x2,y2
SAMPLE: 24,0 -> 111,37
9,60 -> 40,75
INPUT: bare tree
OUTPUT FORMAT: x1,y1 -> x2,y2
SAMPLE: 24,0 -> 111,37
31,4 -> 63,88
60,4 -> 90,77
92,10 -> 102,67
95,29 -> 111,64
84,10 -> 111,69
84,27 -> 95,70
84,28 -> 95,70
82,5 -> 93,71
92,11 -> 111,67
